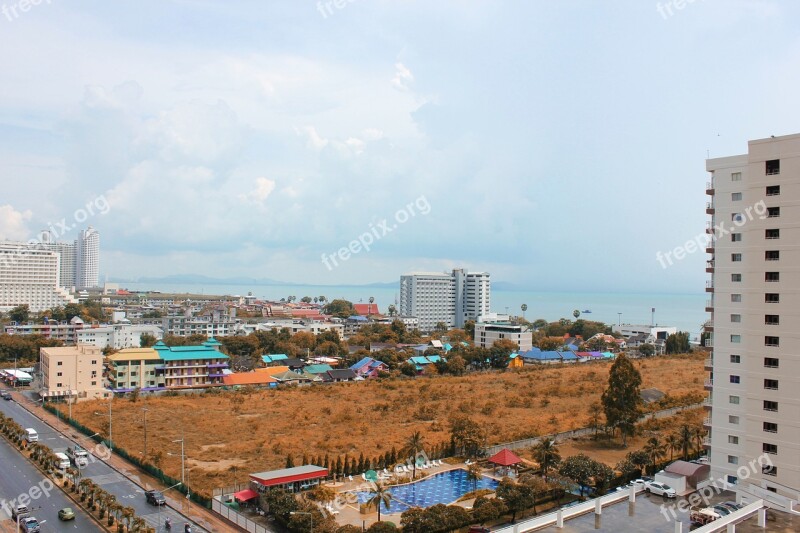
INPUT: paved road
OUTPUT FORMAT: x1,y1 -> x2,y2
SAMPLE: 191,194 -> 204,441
0,394 -> 204,533
0,432 -> 103,533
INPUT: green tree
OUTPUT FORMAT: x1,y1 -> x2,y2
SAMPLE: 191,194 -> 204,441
434,322 -> 448,333
531,438 -> 561,482
488,338 -> 518,368
638,343 -> 655,357
558,454 -> 600,498
8,305 -> 29,323
625,450 -> 649,474
322,299 -> 356,318
449,416 -> 485,458
472,496 -> 507,525
286,454 -> 295,468
139,333 -> 157,348
466,463 -> 482,491
367,482 -> 392,522
300,296 -> 312,303
404,431 -> 426,480
601,354 -> 642,446
643,436 -> 666,475
665,331 -> 691,354
573,309 -> 580,319
678,424 -> 693,459
367,522 -> 398,532
588,401 -> 604,438
496,478 -> 533,523
463,320 -> 475,340
387,304 -> 397,317
665,433 -> 680,462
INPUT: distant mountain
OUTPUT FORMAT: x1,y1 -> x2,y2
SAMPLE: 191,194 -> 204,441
492,281 -> 526,291
109,274 -> 291,286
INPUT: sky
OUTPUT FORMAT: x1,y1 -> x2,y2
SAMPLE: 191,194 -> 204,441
1,0 -> 799,292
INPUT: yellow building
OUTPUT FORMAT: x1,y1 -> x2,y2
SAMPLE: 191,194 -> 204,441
106,348 -> 165,392
40,345 -> 111,402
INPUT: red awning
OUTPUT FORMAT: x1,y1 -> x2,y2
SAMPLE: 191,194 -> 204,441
488,448 -> 522,466
233,489 -> 258,502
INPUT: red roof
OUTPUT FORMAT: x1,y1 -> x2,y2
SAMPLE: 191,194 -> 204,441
250,465 -> 328,487
488,448 -> 523,466
291,309 -> 322,317
353,303 -> 381,316
233,488 -> 258,501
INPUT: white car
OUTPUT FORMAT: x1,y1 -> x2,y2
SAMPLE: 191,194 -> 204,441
645,481 -> 676,498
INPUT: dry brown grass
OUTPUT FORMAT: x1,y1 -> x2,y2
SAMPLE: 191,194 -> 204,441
64,354 -> 703,497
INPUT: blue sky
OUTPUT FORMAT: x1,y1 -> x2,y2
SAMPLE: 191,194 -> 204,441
0,0 -> 798,292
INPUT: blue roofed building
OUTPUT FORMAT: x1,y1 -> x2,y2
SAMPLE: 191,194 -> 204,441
350,357 -> 388,379
407,355 -> 446,373
261,353 -> 289,365
153,338 -> 229,389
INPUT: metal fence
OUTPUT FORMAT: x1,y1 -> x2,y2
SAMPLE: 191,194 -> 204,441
484,403 -> 703,456
211,495 -> 276,533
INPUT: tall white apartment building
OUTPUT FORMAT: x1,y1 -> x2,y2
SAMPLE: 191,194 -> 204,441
705,133 -> 800,505
75,226 -> 100,289
40,231 -> 76,288
0,243 -> 78,312
399,269 -> 491,331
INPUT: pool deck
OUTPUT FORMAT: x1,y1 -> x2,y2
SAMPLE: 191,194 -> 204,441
327,461 -> 480,528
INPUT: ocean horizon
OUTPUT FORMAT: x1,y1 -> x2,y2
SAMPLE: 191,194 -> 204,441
118,281 -> 707,340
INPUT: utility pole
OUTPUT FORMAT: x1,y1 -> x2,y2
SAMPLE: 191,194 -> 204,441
141,406 -> 149,458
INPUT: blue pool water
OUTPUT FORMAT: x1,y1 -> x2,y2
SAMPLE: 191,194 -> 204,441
354,468 -> 499,515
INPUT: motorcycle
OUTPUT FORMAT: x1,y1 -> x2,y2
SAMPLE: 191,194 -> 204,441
165,517 -> 171,530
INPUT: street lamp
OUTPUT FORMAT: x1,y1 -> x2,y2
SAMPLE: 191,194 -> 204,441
290,511 -> 313,532
168,434 -> 189,499
93,399 -> 113,450
141,406 -> 149,458
157,481 -> 183,529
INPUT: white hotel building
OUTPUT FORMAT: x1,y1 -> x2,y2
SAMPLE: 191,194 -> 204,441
705,133 -> 800,507
399,269 -> 490,331
0,243 -> 78,313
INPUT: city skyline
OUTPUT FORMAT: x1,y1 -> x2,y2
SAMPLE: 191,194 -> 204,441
2,2 -> 800,293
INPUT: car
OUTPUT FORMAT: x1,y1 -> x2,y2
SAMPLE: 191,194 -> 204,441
145,490 -> 166,505
645,481 -> 676,498
712,505 -> 731,516
468,527 -> 490,533
21,516 -> 41,533
720,500 -> 742,510
11,505 -> 29,520
58,507 -> 76,521
1,391 -> 11,400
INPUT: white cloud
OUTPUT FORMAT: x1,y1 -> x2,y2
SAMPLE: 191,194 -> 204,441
240,177 -> 277,204
0,205 -> 33,241
391,62 -> 414,91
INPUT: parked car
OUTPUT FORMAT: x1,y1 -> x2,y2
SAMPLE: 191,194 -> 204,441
1,391 -> 11,400
58,507 -> 76,521
712,505 -> 731,516
645,481 -> 676,498
11,505 -> 29,520
21,516 -> 41,533
145,490 -> 166,505
720,501 -> 743,511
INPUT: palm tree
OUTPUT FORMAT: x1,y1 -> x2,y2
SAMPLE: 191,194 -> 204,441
573,309 -> 580,319
692,427 -> 705,457
466,463 -> 482,491
368,296 -> 375,316
531,438 -> 561,482
643,436 -> 666,475
367,483 -> 392,522
404,431 -> 426,480
121,506 -> 135,531
107,500 -> 122,526
678,425 -> 693,459
665,434 -> 680,462
131,516 -> 147,532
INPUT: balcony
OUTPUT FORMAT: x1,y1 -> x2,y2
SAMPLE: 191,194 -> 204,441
706,201 -> 715,214
705,241 -> 715,254
705,280 -> 714,292
706,221 -> 714,234
702,436 -> 711,448
703,397 -> 713,409
206,363 -> 229,369
706,260 -> 715,273
704,378 -> 714,390
706,181 -> 714,194
703,417 -> 712,427
705,299 -> 714,312
704,357 -> 713,370
704,337 -> 713,348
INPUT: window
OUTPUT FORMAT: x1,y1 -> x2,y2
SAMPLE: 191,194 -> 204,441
765,250 -> 780,261
766,229 -> 780,239
765,293 -> 779,303
729,415 -> 739,424
764,379 -> 779,390
731,273 -> 742,282
728,455 -> 739,465
729,395 -> 740,404
766,159 -> 780,175
727,475 -> 738,485
763,466 -> 777,476
56,372 -> 62,377
732,213 -> 744,223
57,361 -> 63,366
764,357 -> 779,368
764,400 -> 778,412
765,336 -> 779,347
732,233 -> 742,242
763,422 -> 778,433
766,185 -> 780,196
731,192 -> 742,201
56,382 -> 62,387
731,294 -> 742,303
730,375 -> 740,384
763,443 -> 778,455
731,253 -> 742,262
767,207 -> 780,218
765,272 -> 780,282
728,435 -> 739,445
730,354 -> 741,364
765,315 -> 779,325
731,171 -> 742,181
91,381 -> 97,386
730,335 -> 741,343
730,314 -> 741,323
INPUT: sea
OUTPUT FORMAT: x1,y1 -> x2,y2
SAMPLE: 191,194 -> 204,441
118,282 -> 708,341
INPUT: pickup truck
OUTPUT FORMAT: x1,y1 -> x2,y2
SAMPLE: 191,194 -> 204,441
66,445 -> 90,467
11,504 -> 29,519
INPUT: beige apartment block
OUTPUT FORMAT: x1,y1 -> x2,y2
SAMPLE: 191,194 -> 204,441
40,344 -> 110,401
705,133 -> 800,505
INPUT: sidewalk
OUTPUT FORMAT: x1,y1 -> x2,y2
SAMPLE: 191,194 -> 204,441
14,391 -> 241,533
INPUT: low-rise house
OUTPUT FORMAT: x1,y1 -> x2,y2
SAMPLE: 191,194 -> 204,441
350,357 -> 389,378
261,354 -> 289,366
222,372 -> 278,389
281,358 -> 306,370
106,348 -> 165,392
269,370 -> 311,384
324,368 -> 357,382
407,355 -> 445,373
353,303 -> 381,316
508,353 -> 524,368
519,349 -> 564,364
153,338 -> 230,389
303,364 -> 334,377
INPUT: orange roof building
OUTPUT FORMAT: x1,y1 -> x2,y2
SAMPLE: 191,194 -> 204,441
222,373 -> 278,387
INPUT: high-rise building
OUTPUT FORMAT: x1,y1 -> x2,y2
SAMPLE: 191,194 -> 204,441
40,230 -> 76,288
0,242 -> 78,312
705,133 -> 800,504
75,226 -> 100,289
399,269 -> 491,331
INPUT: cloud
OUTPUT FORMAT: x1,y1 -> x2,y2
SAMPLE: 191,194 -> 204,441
240,177 -> 277,205
0,205 -> 33,241
391,62 -> 414,91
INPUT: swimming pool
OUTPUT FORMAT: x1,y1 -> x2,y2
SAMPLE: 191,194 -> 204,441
354,468 -> 499,515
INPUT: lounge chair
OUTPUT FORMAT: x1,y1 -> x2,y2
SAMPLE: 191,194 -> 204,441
348,475 -> 354,482
465,459 -> 472,465
361,473 -> 368,481
383,468 -> 389,475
